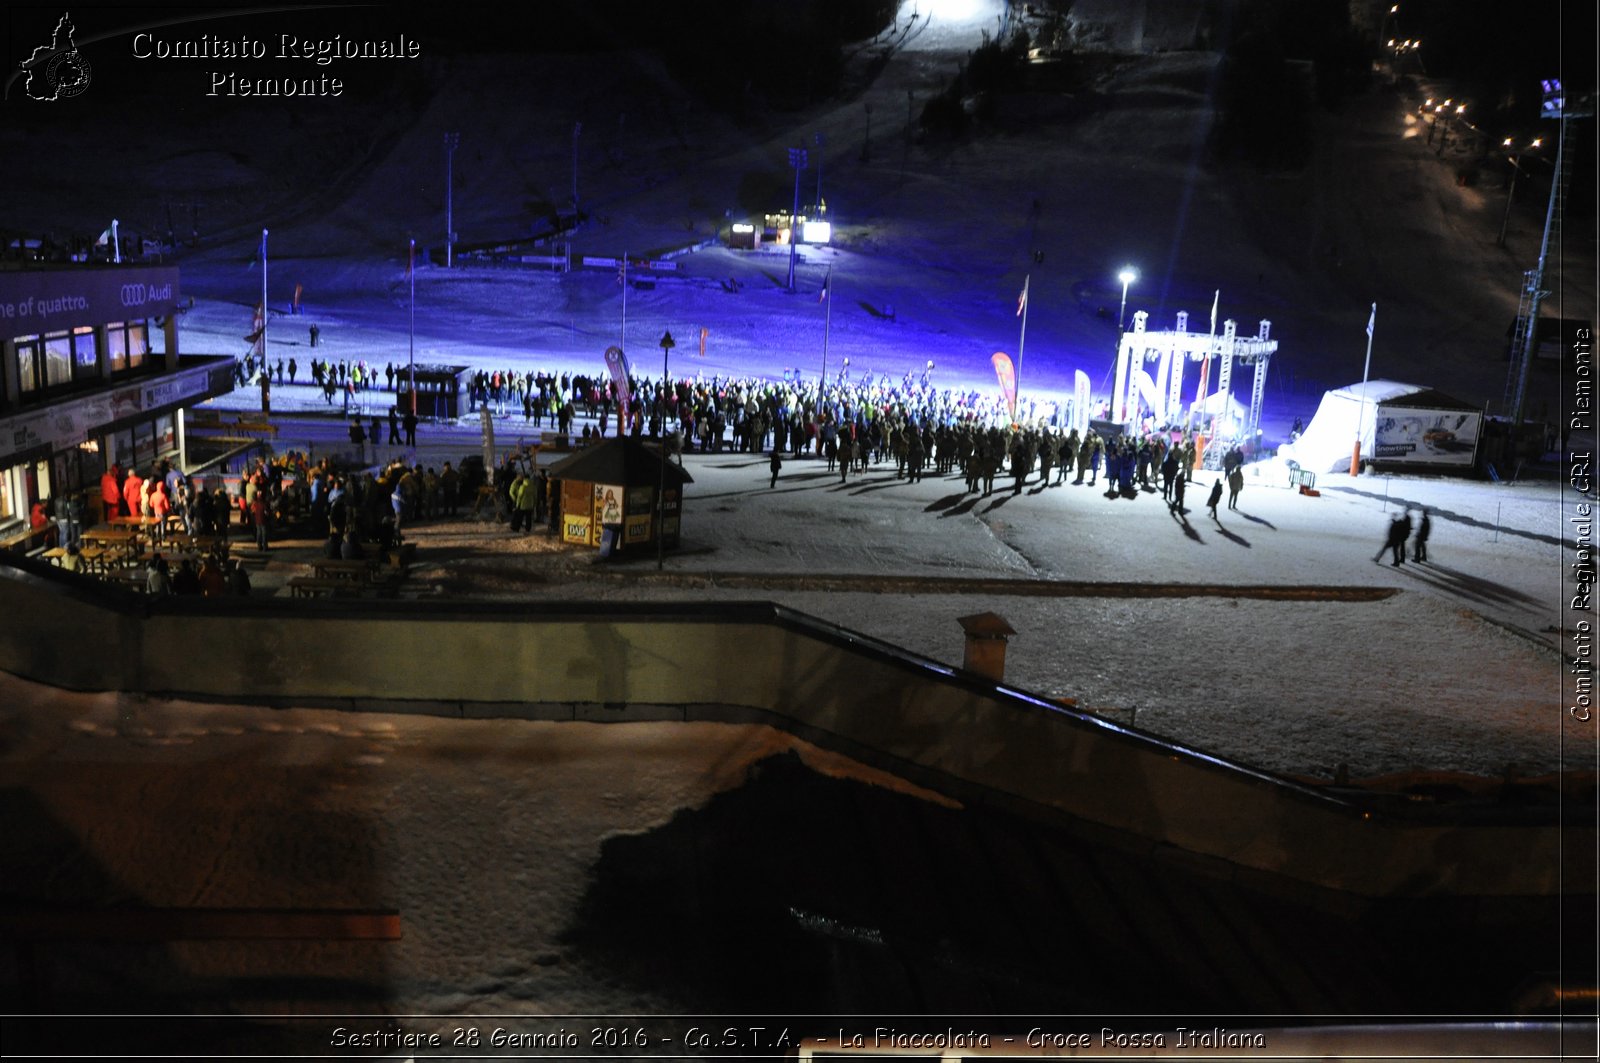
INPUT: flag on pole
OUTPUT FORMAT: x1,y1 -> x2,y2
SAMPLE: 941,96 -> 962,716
819,271 -> 830,302
617,257 -> 627,286
1365,302 -> 1376,339
245,302 -> 264,345
1209,289 -> 1219,334
1016,277 -> 1029,317
94,227 -> 112,247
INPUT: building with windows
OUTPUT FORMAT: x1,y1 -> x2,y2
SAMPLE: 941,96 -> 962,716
0,265 -> 234,542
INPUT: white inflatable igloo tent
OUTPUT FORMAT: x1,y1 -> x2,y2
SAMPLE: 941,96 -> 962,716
1278,380 -> 1424,473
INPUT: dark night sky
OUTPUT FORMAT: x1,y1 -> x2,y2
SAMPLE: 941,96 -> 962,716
5,1 -> 1592,117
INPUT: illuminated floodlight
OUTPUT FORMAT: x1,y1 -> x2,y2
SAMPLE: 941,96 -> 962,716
925,0 -> 984,20
801,220 -> 833,244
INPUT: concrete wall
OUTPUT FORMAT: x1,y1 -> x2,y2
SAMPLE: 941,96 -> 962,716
0,558 -> 1572,901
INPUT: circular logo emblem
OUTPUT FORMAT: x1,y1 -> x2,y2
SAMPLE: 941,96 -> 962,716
45,50 -> 92,99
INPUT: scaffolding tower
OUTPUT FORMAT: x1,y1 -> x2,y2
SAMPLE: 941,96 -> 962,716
1111,309 -> 1276,446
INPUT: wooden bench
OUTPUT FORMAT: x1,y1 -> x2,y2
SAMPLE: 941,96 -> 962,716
310,558 -> 380,582
287,575 -> 363,599
104,569 -> 149,594
0,524 -> 51,554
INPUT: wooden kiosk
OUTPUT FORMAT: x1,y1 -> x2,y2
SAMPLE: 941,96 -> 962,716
396,364 -> 471,421
546,438 -> 693,555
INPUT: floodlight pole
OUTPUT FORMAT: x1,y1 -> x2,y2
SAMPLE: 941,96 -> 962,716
571,121 -> 582,214
814,132 -> 824,213
1511,80 -> 1583,425
444,132 -> 460,268
787,147 -> 807,292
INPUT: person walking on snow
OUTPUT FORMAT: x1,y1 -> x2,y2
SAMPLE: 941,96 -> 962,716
1205,478 -> 1223,519
1413,508 -> 1431,562
1375,512 -> 1411,566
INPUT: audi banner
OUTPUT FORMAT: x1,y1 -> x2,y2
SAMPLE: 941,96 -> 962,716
0,266 -> 181,342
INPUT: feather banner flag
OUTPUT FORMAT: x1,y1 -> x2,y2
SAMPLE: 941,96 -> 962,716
603,344 -> 633,427
991,352 -> 1017,422
1073,369 -> 1092,437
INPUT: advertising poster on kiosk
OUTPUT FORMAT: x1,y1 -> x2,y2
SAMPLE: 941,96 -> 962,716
1373,405 -> 1482,467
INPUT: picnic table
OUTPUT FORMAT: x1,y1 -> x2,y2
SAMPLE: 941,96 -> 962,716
80,527 -> 141,563
40,545 -> 113,573
169,533 -> 231,558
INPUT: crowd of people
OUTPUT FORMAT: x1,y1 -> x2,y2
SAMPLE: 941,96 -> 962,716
501,365 -> 1255,517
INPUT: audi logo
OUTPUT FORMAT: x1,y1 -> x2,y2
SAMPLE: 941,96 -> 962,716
120,282 -> 173,306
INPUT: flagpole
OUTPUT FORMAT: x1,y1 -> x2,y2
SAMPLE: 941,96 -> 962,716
620,250 -> 628,353
1351,302 -> 1376,476
1015,274 -> 1030,423
259,228 -> 269,416
408,239 -> 417,417
821,267 -> 832,390
1190,289 -> 1218,435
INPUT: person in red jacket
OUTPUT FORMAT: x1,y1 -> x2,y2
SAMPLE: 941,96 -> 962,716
101,464 -> 123,519
121,468 -> 143,522
249,491 -> 269,551
148,479 -> 171,543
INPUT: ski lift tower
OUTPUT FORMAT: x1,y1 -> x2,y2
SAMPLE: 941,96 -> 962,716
1505,79 -> 1594,426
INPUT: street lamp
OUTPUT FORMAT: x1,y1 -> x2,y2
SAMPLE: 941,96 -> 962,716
1116,266 -> 1139,330
657,329 -> 675,570
1114,266 -> 1138,423
1497,137 -> 1544,247
444,132 -> 460,268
